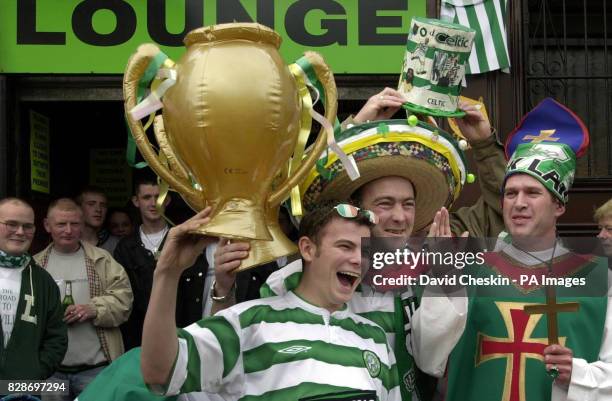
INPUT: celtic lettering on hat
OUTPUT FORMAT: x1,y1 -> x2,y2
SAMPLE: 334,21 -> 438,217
507,143 -> 575,202
513,158 -> 568,200
539,168 -> 568,200
507,156 -> 525,172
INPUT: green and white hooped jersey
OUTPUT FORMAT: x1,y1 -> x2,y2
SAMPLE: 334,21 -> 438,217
260,260 -> 419,401
165,291 -> 400,401
260,260 -> 418,359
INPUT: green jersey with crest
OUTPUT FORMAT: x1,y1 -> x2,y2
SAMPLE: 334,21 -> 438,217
260,260 -> 422,401
162,291 -> 400,401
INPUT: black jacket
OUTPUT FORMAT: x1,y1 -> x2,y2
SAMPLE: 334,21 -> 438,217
113,229 -> 208,351
235,261 -> 279,303
0,260 -> 67,379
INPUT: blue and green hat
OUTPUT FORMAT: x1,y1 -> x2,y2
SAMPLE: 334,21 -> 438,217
504,98 -> 589,203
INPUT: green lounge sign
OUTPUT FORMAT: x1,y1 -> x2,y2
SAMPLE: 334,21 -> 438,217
0,0 -> 426,74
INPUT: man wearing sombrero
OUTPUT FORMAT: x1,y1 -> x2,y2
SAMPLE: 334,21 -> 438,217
306,87 -> 506,238
422,98 -> 612,401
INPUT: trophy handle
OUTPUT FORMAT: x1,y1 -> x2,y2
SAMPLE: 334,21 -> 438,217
153,116 -> 190,182
267,51 -> 337,208
153,116 -> 206,211
123,43 -> 201,204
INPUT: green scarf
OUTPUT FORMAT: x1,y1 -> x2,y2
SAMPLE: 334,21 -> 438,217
0,250 -> 30,269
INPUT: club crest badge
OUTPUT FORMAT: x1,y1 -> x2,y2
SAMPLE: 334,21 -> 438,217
362,350 -> 381,378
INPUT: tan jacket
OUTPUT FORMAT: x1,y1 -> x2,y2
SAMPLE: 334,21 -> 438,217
35,241 -> 133,362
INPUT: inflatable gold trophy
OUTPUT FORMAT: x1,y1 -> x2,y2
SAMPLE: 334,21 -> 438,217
124,23 -> 337,270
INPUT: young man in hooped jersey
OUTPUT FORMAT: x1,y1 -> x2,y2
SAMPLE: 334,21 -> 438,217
140,202 -> 401,401
212,96 -> 502,400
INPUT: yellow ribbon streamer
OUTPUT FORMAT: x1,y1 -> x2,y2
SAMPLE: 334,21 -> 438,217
287,63 -> 314,217
138,57 -> 178,227
155,151 -> 175,227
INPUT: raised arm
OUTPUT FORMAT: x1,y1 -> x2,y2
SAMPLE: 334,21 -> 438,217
141,207 -> 213,387
353,88 -> 407,124
449,103 -> 506,237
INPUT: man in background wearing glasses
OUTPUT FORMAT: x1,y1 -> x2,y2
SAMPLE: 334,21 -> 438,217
139,201 -> 400,401
0,197 -> 67,380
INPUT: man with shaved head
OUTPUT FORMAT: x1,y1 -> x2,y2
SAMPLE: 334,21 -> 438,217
35,198 -> 132,400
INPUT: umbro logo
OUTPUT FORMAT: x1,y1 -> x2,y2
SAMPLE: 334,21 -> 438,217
278,345 -> 312,354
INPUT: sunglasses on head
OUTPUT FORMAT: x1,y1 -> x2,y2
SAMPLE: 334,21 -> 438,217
334,204 -> 379,225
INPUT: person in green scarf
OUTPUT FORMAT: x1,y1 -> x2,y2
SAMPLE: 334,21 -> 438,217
0,198 -> 67,381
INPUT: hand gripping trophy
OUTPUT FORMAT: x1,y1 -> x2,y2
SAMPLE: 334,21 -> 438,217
123,23 -> 340,270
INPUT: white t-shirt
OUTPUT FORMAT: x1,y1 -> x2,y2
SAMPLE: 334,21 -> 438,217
139,225 -> 168,255
47,247 -> 106,366
0,265 -> 25,347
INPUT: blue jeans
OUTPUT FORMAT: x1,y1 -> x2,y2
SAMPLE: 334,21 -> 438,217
42,366 -> 106,401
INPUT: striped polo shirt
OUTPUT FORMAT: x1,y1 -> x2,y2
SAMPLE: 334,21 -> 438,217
164,291 -> 400,401
260,260 -> 418,356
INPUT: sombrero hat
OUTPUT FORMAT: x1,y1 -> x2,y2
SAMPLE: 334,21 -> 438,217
300,119 -> 467,232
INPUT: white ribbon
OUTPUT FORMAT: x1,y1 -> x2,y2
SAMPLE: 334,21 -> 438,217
298,69 -> 360,181
309,106 -> 360,181
129,68 -> 177,120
